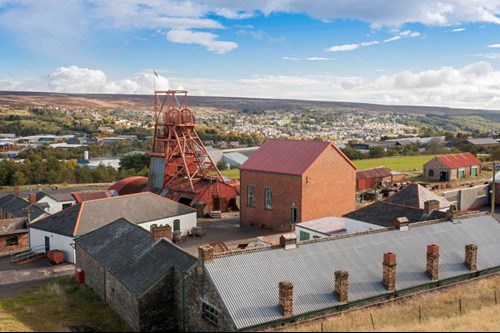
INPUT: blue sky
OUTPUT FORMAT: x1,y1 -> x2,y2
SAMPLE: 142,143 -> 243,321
0,1 -> 500,109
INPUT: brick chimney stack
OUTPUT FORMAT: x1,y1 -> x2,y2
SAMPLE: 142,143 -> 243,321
424,200 -> 440,214
465,244 -> 478,271
29,192 -> 36,205
426,244 -> 440,280
334,270 -> 349,303
394,217 -> 410,231
280,233 -> 298,250
382,252 -> 397,291
150,224 -> 172,243
197,245 -> 215,275
14,185 -> 20,197
278,281 -> 294,317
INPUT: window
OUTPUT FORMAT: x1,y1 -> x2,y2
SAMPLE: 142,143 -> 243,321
428,169 -> 434,177
458,169 -> 465,178
299,231 -> 310,241
62,203 -> 72,210
6,236 -> 18,247
471,167 -> 478,177
247,185 -> 255,207
202,302 -> 219,326
173,219 -> 180,231
264,188 -> 272,210
290,206 -> 297,224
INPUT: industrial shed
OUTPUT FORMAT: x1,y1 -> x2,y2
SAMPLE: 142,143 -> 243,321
423,153 -> 482,181
356,167 -> 393,191
29,193 -> 197,263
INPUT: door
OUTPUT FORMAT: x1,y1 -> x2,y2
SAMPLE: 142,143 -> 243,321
440,172 -> 449,182
44,236 -> 50,253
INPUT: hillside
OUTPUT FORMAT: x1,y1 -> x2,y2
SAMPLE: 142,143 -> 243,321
1,90 -> 499,115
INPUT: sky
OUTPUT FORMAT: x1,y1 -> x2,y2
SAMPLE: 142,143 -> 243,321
0,0 -> 500,110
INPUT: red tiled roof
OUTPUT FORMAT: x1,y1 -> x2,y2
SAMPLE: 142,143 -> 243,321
436,153 -> 481,169
356,167 -> 392,180
240,139 -> 356,176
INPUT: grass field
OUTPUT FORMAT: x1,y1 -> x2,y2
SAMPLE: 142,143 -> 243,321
287,274 -> 500,332
220,168 -> 241,179
352,155 -> 435,172
0,277 -> 129,332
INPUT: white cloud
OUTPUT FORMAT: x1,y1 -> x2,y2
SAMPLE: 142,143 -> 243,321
452,28 -> 467,32
283,56 -> 334,61
327,30 -> 420,52
488,43 -> 500,48
166,29 -> 238,54
4,62 -> 499,110
40,66 -> 169,94
327,44 -> 360,52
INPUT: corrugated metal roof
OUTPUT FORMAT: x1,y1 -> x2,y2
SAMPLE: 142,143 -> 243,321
463,138 -> 499,146
433,153 -> 481,169
240,139 -> 355,176
356,167 -> 392,180
205,215 -> 500,330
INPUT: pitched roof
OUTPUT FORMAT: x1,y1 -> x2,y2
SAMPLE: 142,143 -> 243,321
431,153 -> 482,169
0,196 -> 46,220
356,167 -> 392,180
36,189 -> 76,202
385,184 -> 451,210
75,219 -> 197,296
462,138 -> 499,146
240,139 -> 355,176
72,190 -> 116,204
205,215 -> 500,330
0,217 -> 27,235
344,201 -> 445,227
30,192 -> 196,237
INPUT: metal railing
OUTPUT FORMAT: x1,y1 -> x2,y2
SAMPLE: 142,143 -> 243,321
10,245 -> 47,265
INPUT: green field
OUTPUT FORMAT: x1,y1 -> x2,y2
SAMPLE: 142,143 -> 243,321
220,168 -> 241,179
353,155 -> 435,171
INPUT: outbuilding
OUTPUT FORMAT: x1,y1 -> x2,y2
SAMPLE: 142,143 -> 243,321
29,193 -> 197,263
423,153 -> 482,181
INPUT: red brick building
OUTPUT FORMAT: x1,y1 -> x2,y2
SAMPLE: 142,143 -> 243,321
240,139 -> 356,230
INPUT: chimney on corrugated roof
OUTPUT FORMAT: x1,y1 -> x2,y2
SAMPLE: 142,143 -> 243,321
394,217 -> 410,231
197,245 -> 215,275
465,244 -> 478,271
424,200 -> 440,215
278,281 -> 294,317
382,252 -> 397,291
334,270 -> 349,303
280,233 -> 297,250
426,244 -> 440,281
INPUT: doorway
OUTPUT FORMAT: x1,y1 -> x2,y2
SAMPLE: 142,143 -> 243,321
440,172 -> 449,182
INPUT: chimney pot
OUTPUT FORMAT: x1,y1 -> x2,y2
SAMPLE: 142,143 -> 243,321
150,224 -> 172,243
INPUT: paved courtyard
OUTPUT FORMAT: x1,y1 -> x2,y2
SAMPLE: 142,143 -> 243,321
177,212 -> 284,255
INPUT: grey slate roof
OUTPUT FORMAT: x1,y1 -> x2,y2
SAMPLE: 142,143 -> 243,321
205,215 -> 500,330
344,201 -> 446,227
30,192 -> 196,237
0,217 -> 27,235
75,219 -> 198,296
385,184 -> 451,210
0,195 -> 46,221
35,189 -> 76,202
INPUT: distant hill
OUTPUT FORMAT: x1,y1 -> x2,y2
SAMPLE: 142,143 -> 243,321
1,90 -> 498,115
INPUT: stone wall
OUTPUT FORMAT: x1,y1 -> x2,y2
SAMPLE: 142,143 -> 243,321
106,272 -> 140,331
138,269 -> 177,331
183,267 -> 236,332
75,244 -> 106,300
